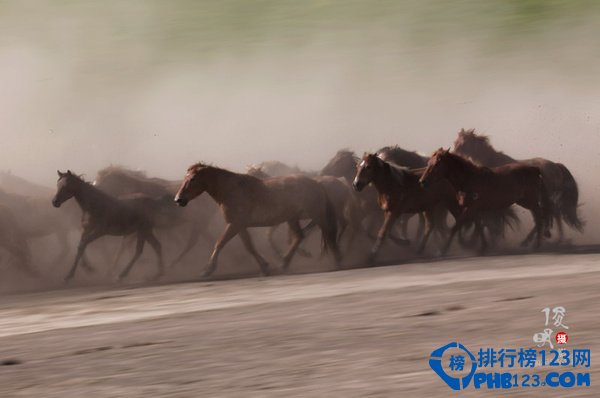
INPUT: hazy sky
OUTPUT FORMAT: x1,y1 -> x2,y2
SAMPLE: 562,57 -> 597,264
1,1 -> 598,228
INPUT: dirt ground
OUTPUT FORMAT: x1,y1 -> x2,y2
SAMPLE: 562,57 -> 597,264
0,252 -> 598,397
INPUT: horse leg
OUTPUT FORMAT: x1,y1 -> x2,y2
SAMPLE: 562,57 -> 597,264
441,208 -> 472,256
144,231 -> 165,281
266,225 -> 284,259
417,212 -> 434,254
111,235 -> 132,273
400,214 -> 410,239
475,218 -> 488,255
204,224 -> 239,278
519,206 -> 540,248
554,214 -> 564,244
117,234 -> 145,281
532,207 -> 545,250
367,211 -> 398,265
170,223 -> 202,267
65,229 -> 103,282
238,229 -> 271,276
281,220 -> 304,273
295,221 -> 313,259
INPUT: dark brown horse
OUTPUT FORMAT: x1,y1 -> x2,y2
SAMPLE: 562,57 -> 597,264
321,149 -> 416,247
94,166 -> 218,266
353,154 -> 461,262
453,128 -> 584,241
0,204 -> 36,277
420,149 -> 553,254
174,163 -> 340,277
52,170 -> 165,282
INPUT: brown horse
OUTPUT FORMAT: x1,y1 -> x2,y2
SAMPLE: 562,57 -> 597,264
174,163 -> 340,277
94,166 -> 218,267
321,149 -> 418,247
52,170 -> 165,282
248,165 -> 363,254
453,128 -> 584,241
420,149 -> 553,254
353,153 -> 460,262
0,204 -> 36,277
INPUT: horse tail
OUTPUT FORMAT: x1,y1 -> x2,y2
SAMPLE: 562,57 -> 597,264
538,171 -> 554,234
320,194 -> 338,254
557,164 -> 585,232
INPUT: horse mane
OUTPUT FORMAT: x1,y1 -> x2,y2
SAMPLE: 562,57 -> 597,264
376,145 -> 428,168
441,150 -> 488,174
189,162 -> 263,184
332,149 -> 359,163
455,128 -> 491,148
454,128 -> 516,165
97,165 -> 148,180
187,162 -> 214,172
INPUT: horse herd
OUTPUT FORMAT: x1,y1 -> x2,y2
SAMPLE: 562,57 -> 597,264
0,129 -> 584,283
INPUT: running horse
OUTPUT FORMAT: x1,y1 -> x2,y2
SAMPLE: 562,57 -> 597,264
94,166 -> 218,267
353,153 -> 461,262
174,163 -> 340,277
321,149 -> 416,247
247,165 -> 362,254
453,128 -> 584,241
52,170 -> 165,282
419,149 -> 553,254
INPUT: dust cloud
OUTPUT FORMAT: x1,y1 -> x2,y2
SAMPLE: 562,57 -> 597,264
0,0 -> 599,286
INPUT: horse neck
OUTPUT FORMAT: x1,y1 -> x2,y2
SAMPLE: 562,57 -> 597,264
370,162 -> 396,194
201,167 -> 246,204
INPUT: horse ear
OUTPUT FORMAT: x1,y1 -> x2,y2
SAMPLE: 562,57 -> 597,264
67,170 -> 72,175
445,148 -> 450,153
57,170 -> 63,177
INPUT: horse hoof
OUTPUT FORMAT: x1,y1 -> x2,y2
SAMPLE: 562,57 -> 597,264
200,270 -> 213,280
365,255 -> 376,267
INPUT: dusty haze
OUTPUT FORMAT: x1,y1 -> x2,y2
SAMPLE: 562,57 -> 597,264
1,1 -> 599,241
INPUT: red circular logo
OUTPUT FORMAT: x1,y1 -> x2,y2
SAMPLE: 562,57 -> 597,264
556,332 -> 568,345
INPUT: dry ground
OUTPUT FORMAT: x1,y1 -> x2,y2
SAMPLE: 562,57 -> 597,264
0,253 -> 598,397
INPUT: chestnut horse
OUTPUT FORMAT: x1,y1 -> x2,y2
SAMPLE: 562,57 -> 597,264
453,128 -> 584,241
420,149 -> 553,254
52,170 -> 165,282
353,153 -> 461,262
248,165 -> 363,254
174,163 -> 340,277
